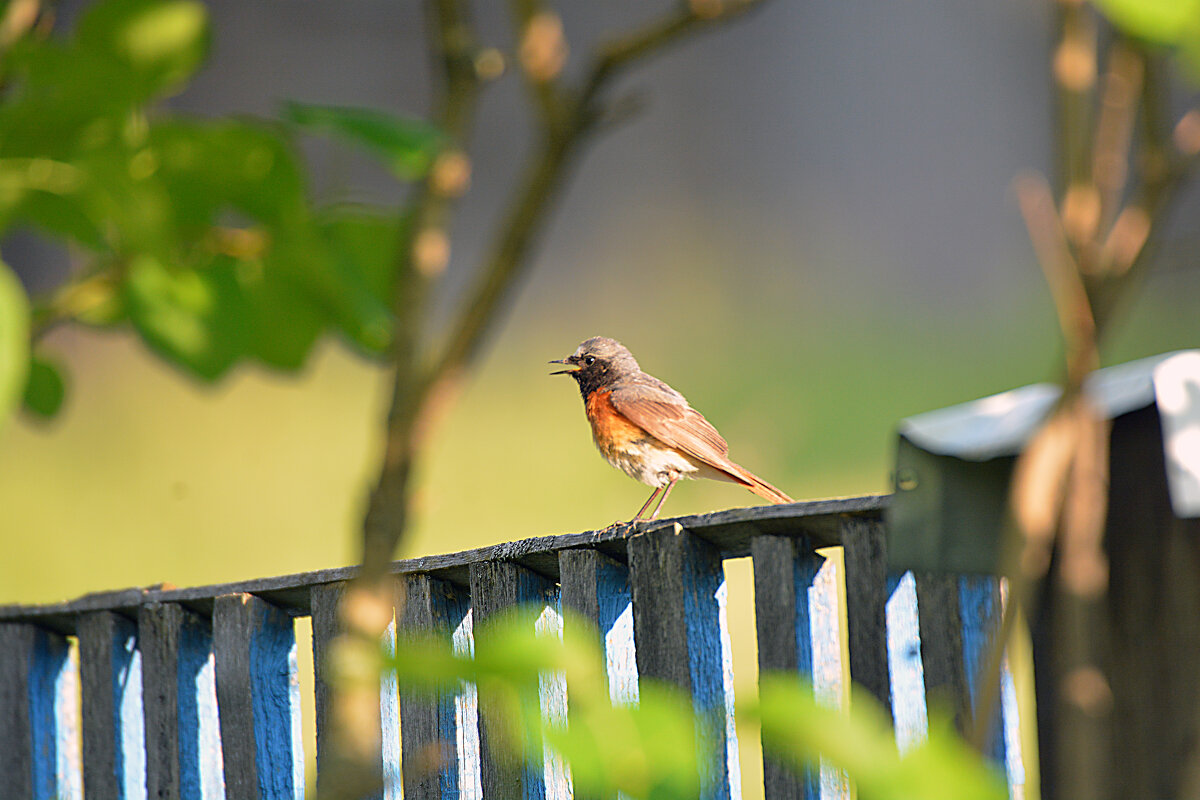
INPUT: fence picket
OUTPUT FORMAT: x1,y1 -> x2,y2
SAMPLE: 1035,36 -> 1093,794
0,623 -> 76,800
78,610 -> 144,800
397,573 -> 471,800
627,523 -> 734,800
212,593 -> 303,800
139,602 -> 223,800
751,534 -> 821,800
468,561 -> 559,800
841,516 -> 892,718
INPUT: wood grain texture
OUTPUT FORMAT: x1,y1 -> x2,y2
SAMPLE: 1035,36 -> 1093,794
558,548 -> 635,700
912,573 -> 969,733
840,516 -> 892,719
397,573 -> 470,800
308,580 -> 344,796
0,623 -> 73,800
958,576 -> 1006,765
213,593 -> 303,800
139,602 -> 220,800
0,497 -> 889,633
78,610 -> 142,800
627,524 -> 729,800
469,561 -> 555,800
751,535 -> 820,800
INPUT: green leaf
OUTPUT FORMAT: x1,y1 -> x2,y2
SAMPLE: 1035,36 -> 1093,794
271,229 -> 394,356
282,102 -> 445,180
150,119 -> 308,228
750,675 -> 1007,800
124,254 -> 247,380
0,260 -> 31,435
75,0 -> 209,96
22,355 -> 65,419
241,267 -> 326,371
317,208 -> 404,306
1093,0 -> 1200,44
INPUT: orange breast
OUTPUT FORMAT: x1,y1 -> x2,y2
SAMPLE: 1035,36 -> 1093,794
585,389 -> 649,458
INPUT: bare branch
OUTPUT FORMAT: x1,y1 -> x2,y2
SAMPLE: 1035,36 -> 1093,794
424,0 -> 773,400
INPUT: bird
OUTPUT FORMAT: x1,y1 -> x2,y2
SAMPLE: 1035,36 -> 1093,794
551,336 -> 794,520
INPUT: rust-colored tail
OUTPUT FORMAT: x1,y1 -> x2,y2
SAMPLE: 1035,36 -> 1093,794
727,461 -> 794,504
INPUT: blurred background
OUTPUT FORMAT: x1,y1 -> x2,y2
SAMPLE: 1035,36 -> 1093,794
1,0 -> 1197,793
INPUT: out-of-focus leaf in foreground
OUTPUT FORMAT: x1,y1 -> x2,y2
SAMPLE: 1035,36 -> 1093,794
749,674 -> 1007,800
0,261 -> 30,435
22,354 -> 65,419
283,101 -> 446,180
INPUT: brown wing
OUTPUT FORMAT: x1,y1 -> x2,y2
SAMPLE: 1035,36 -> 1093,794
608,381 -> 733,469
610,379 -> 795,504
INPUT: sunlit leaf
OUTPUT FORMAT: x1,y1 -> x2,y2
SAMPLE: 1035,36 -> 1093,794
75,0 -> 209,95
124,254 -> 247,380
22,355 -> 65,419
0,260 -> 30,435
283,101 -> 445,179
271,230 -> 394,356
1093,0 -> 1200,44
750,675 -> 1006,800
150,119 -> 307,227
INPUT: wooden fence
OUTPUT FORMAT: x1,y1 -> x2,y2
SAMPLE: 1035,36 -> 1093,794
0,494 -> 1025,799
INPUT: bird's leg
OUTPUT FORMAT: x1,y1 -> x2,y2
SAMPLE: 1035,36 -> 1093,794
649,479 -> 677,519
634,487 -> 662,521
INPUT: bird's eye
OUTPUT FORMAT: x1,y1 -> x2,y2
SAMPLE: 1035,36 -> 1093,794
585,356 -> 596,366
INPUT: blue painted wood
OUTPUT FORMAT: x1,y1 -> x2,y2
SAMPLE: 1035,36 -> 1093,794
213,593 -> 303,800
0,624 -> 77,800
34,627 -> 75,800
468,560 -> 558,800
452,607 -> 481,800
557,549 -> 637,707
884,571 -> 928,753
628,524 -> 731,800
751,534 -> 824,800
958,576 -> 1006,765
381,618 -> 401,800
79,610 -> 145,800
397,573 -> 472,800
248,601 -> 303,799
139,601 -> 223,800
177,610 -> 223,799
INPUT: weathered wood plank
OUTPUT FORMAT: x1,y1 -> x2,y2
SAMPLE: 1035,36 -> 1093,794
78,610 -> 144,800
841,516 -> 892,718
883,572 -> 927,752
558,548 -> 636,704
139,601 -> 222,800
751,534 -> 820,800
958,576 -> 1006,765
0,496 -> 890,630
627,523 -> 732,800
469,560 -> 557,800
913,572 -> 969,733
213,593 -> 303,800
396,573 -> 470,800
0,623 -> 76,800
309,580 -> 346,796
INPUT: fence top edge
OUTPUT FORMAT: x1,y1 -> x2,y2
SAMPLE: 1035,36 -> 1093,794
0,494 -> 888,631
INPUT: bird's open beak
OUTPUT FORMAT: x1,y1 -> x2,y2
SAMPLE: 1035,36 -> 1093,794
549,357 -> 580,375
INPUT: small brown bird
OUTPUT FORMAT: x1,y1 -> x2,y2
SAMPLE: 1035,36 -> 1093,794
551,336 -> 794,520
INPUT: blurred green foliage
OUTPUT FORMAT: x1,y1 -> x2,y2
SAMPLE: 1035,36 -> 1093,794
1093,0 -> 1200,74
0,260 -> 28,434
393,607 -> 1006,800
0,0 -> 440,420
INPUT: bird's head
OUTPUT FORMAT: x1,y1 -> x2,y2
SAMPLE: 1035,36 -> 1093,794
550,336 -> 640,385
